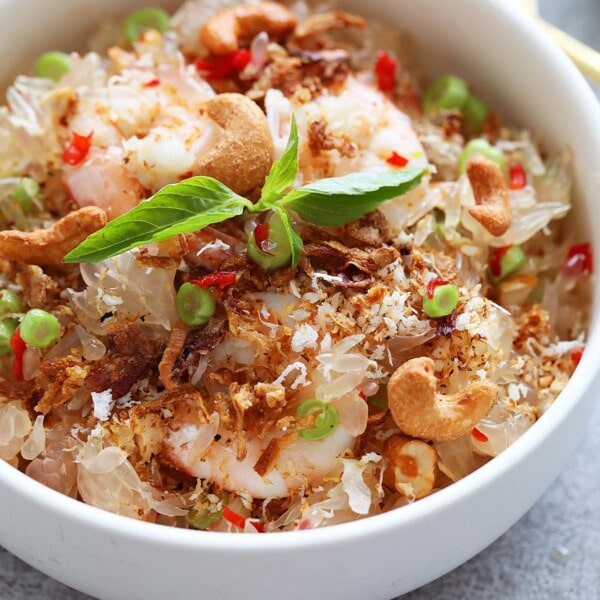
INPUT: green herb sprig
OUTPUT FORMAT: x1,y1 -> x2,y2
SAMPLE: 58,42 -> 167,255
64,116 -> 426,265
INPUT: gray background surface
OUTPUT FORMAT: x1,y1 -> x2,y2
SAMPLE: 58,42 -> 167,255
1,1 -> 600,598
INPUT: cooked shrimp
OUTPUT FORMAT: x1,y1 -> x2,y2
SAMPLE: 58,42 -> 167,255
164,416 -> 354,499
60,39 -> 225,217
123,121 -> 223,192
265,76 -> 431,227
266,76 -> 428,178
63,147 -> 143,220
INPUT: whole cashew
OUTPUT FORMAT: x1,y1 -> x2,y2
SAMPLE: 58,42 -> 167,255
388,357 -> 498,442
383,434 -> 437,500
200,2 -> 297,55
198,93 -> 274,197
0,206 -> 106,267
466,156 -> 512,237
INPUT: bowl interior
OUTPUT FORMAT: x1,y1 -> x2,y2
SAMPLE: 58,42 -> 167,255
0,0 -> 600,598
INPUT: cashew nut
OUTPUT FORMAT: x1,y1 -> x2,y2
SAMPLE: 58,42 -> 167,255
388,357 -> 498,442
200,2 -> 297,55
293,11 -> 367,39
0,206 -> 107,267
383,434 -> 437,500
466,156 -> 512,237
198,93 -> 274,197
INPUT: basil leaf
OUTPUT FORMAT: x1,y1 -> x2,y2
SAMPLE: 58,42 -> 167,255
274,206 -> 303,268
256,115 -> 299,208
64,177 -> 252,263
281,169 -> 426,226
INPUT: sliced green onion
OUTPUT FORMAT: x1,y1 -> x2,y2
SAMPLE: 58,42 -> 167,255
19,309 -> 59,348
11,178 -> 41,213
458,138 -> 506,174
186,506 -> 223,530
462,94 -> 489,134
295,399 -> 339,441
34,51 -> 70,82
0,318 -> 18,356
423,284 -> 459,318
423,75 -> 469,116
124,7 -> 170,44
176,282 -> 216,326
0,290 -> 21,316
247,211 -> 293,271
490,245 -> 526,283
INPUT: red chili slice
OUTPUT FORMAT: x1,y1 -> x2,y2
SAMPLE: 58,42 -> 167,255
386,151 -> 409,168
509,164 -> 527,190
190,271 -> 237,288
62,132 -> 93,166
488,246 -> 511,278
253,222 -> 270,253
230,49 -> 252,70
374,50 -> 397,94
10,330 -> 26,381
222,506 -> 246,528
564,242 -> 593,277
426,278 -> 449,300
195,49 -> 252,80
223,506 -> 264,532
143,78 -> 161,87
570,347 -> 583,367
471,427 -> 489,443
251,521 -> 265,533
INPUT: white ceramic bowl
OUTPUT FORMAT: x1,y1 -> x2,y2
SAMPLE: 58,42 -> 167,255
1,1 -> 599,599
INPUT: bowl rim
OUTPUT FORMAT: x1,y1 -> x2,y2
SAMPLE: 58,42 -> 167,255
1,0 -> 600,554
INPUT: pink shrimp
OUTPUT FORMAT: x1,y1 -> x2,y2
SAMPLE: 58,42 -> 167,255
63,147 -> 144,220
163,413 -> 354,499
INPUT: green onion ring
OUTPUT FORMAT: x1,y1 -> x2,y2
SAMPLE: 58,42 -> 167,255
295,399 -> 339,441
124,7 -> 170,44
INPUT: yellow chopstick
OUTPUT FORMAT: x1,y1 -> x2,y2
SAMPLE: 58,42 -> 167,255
538,19 -> 600,85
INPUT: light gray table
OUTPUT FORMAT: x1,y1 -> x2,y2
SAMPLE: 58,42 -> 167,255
2,1 -> 600,598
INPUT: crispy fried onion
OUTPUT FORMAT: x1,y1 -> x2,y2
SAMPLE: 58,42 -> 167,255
341,210 -> 393,248
228,381 -> 288,460
308,119 -> 356,158
253,432 -> 296,477
159,320 -> 229,392
230,382 -> 253,460
174,319 -> 229,382
302,240 -> 399,287
293,11 -> 366,39
249,48 -> 349,101
15,265 -> 59,309
86,322 -> 159,399
136,236 -> 189,270
35,351 -> 90,414
0,206 -> 106,267
158,324 -> 188,392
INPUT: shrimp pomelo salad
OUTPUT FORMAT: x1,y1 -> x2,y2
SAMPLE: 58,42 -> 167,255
0,0 -> 590,532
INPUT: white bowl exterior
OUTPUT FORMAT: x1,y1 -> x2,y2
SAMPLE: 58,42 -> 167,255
1,1 -> 600,599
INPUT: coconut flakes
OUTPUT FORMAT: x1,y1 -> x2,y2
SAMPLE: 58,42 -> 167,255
291,324 -> 318,352
92,390 -> 115,422
273,362 -> 309,389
